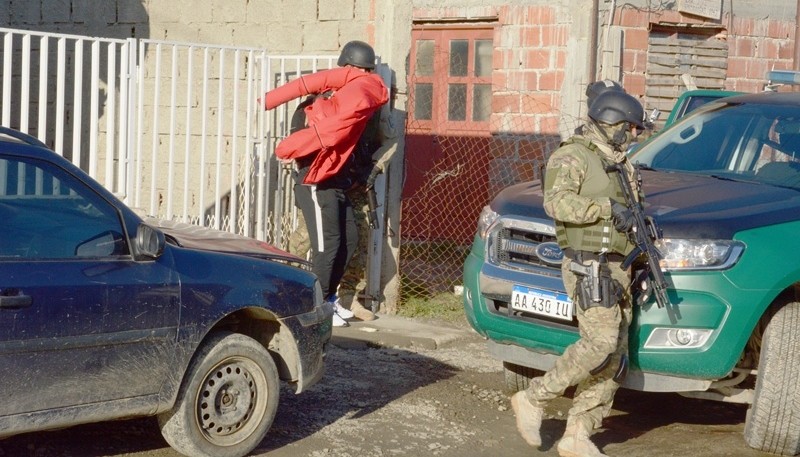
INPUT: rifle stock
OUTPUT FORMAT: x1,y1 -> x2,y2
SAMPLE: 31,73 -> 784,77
606,162 -> 676,323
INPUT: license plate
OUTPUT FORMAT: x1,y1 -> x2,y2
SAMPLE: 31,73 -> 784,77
511,285 -> 573,321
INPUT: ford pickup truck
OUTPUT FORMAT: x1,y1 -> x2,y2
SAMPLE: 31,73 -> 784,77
463,91 -> 800,456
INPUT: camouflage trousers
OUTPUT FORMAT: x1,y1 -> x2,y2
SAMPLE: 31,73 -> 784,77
524,257 -> 632,433
288,210 -> 311,259
287,189 -> 370,309
338,189 -> 370,309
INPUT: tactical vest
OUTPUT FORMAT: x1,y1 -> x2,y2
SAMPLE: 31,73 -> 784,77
550,136 -> 633,255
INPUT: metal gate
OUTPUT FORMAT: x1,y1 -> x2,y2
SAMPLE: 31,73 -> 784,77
0,28 -> 133,198
0,27 -> 340,248
132,39 -> 341,246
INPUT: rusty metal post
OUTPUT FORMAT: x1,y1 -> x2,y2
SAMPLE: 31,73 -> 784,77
795,0 -> 800,70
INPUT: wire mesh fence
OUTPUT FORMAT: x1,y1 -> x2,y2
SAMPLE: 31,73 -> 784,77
399,45 -> 585,305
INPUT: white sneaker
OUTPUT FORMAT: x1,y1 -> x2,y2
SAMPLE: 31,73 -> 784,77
335,302 -> 355,319
328,295 -> 355,319
332,312 -> 349,327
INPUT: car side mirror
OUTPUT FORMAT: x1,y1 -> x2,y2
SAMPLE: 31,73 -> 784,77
135,224 -> 165,260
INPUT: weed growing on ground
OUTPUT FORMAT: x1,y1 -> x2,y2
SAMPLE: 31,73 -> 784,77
398,291 -> 466,324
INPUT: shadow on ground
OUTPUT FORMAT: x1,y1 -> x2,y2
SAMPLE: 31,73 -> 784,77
0,336 -> 459,457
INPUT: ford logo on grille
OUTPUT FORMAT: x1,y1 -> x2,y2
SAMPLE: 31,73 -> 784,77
535,242 -> 564,266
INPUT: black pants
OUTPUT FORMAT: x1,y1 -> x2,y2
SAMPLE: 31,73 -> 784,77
294,170 -> 358,299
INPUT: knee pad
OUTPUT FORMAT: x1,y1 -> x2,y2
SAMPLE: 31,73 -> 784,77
613,354 -> 629,383
589,354 -> 611,375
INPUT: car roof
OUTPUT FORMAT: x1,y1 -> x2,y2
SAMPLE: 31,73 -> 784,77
0,127 -> 52,158
714,91 -> 800,106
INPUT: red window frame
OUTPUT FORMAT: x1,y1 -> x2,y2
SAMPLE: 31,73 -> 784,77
408,26 -> 493,136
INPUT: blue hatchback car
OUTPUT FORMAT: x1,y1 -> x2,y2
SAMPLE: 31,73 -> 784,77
0,127 -> 332,457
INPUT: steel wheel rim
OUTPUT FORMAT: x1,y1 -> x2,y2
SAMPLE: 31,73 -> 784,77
195,356 -> 268,446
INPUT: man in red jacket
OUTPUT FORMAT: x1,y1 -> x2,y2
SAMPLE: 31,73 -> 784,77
262,40 -> 389,326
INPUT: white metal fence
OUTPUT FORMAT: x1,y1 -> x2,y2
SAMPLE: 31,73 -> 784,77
0,27 -> 133,198
0,27 -> 342,248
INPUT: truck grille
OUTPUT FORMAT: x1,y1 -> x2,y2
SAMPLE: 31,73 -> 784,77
499,228 -> 553,264
488,223 -> 561,273
484,218 -> 579,329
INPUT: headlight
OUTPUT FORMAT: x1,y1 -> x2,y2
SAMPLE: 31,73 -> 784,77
477,206 -> 499,239
655,239 -> 745,271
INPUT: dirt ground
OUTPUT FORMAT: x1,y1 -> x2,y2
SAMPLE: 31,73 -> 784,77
0,318 -> 774,457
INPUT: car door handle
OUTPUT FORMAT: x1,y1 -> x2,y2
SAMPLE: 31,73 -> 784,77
0,294 -> 32,309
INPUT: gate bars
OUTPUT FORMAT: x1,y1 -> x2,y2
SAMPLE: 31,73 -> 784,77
0,27 -> 339,247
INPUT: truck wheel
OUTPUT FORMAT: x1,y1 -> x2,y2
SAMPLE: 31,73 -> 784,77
503,362 -> 542,393
744,301 -> 800,456
158,331 -> 280,457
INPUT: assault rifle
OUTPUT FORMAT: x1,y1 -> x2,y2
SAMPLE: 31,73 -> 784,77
605,162 -> 677,323
366,186 -> 379,229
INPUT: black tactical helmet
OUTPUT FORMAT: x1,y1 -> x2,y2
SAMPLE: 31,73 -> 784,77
338,40 -> 376,70
585,79 -> 623,107
588,90 -> 645,129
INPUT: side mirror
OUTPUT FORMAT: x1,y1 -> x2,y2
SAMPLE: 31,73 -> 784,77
648,108 -> 661,124
135,224 -> 165,260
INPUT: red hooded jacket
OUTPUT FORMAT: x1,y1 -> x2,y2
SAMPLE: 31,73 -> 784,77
264,67 -> 389,184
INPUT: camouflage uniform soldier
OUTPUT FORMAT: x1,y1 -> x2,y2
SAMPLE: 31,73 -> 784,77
338,105 -> 399,320
285,86 -> 399,321
511,90 -> 646,457
338,188 -> 373,318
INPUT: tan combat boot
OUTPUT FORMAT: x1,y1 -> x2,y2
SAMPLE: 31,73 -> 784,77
557,417 -> 608,457
510,391 -> 543,447
350,300 -> 376,321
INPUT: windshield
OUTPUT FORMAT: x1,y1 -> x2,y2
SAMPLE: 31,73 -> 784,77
631,101 -> 800,190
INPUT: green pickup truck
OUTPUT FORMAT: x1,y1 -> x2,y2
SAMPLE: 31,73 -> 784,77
463,90 -> 800,456
663,89 -> 743,127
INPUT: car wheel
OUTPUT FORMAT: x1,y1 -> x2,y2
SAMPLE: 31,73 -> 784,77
503,362 -> 542,393
744,301 -> 800,456
158,331 -> 280,457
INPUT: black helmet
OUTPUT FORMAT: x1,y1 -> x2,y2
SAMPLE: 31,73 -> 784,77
338,40 -> 376,70
588,90 -> 645,129
585,79 -> 623,108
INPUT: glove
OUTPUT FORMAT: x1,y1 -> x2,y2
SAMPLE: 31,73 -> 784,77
365,166 -> 382,189
610,201 -> 635,233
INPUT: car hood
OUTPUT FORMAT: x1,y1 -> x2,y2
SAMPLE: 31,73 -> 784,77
641,170 -> 800,239
489,171 -> 800,240
491,180 -> 550,220
145,217 -> 309,267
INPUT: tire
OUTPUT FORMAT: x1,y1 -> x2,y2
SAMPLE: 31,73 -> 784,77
744,301 -> 800,456
158,331 -> 280,457
503,362 -> 542,393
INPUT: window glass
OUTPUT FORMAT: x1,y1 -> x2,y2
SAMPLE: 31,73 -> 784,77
474,40 -> 492,77
632,103 -> 800,190
448,83 -> 467,121
0,157 -> 128,259
473,84 -> 492,121
415,40 -> 435,77
414,83 -> 433,120
449,40 -> 468,77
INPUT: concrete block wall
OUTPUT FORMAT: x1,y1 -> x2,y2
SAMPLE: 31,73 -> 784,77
4,0 -> 378,54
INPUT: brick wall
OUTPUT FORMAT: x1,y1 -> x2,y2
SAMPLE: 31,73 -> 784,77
614,8 -> 796,95
492,5 -> 566,136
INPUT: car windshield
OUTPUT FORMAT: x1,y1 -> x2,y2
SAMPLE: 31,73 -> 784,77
631,100 -> 800,190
